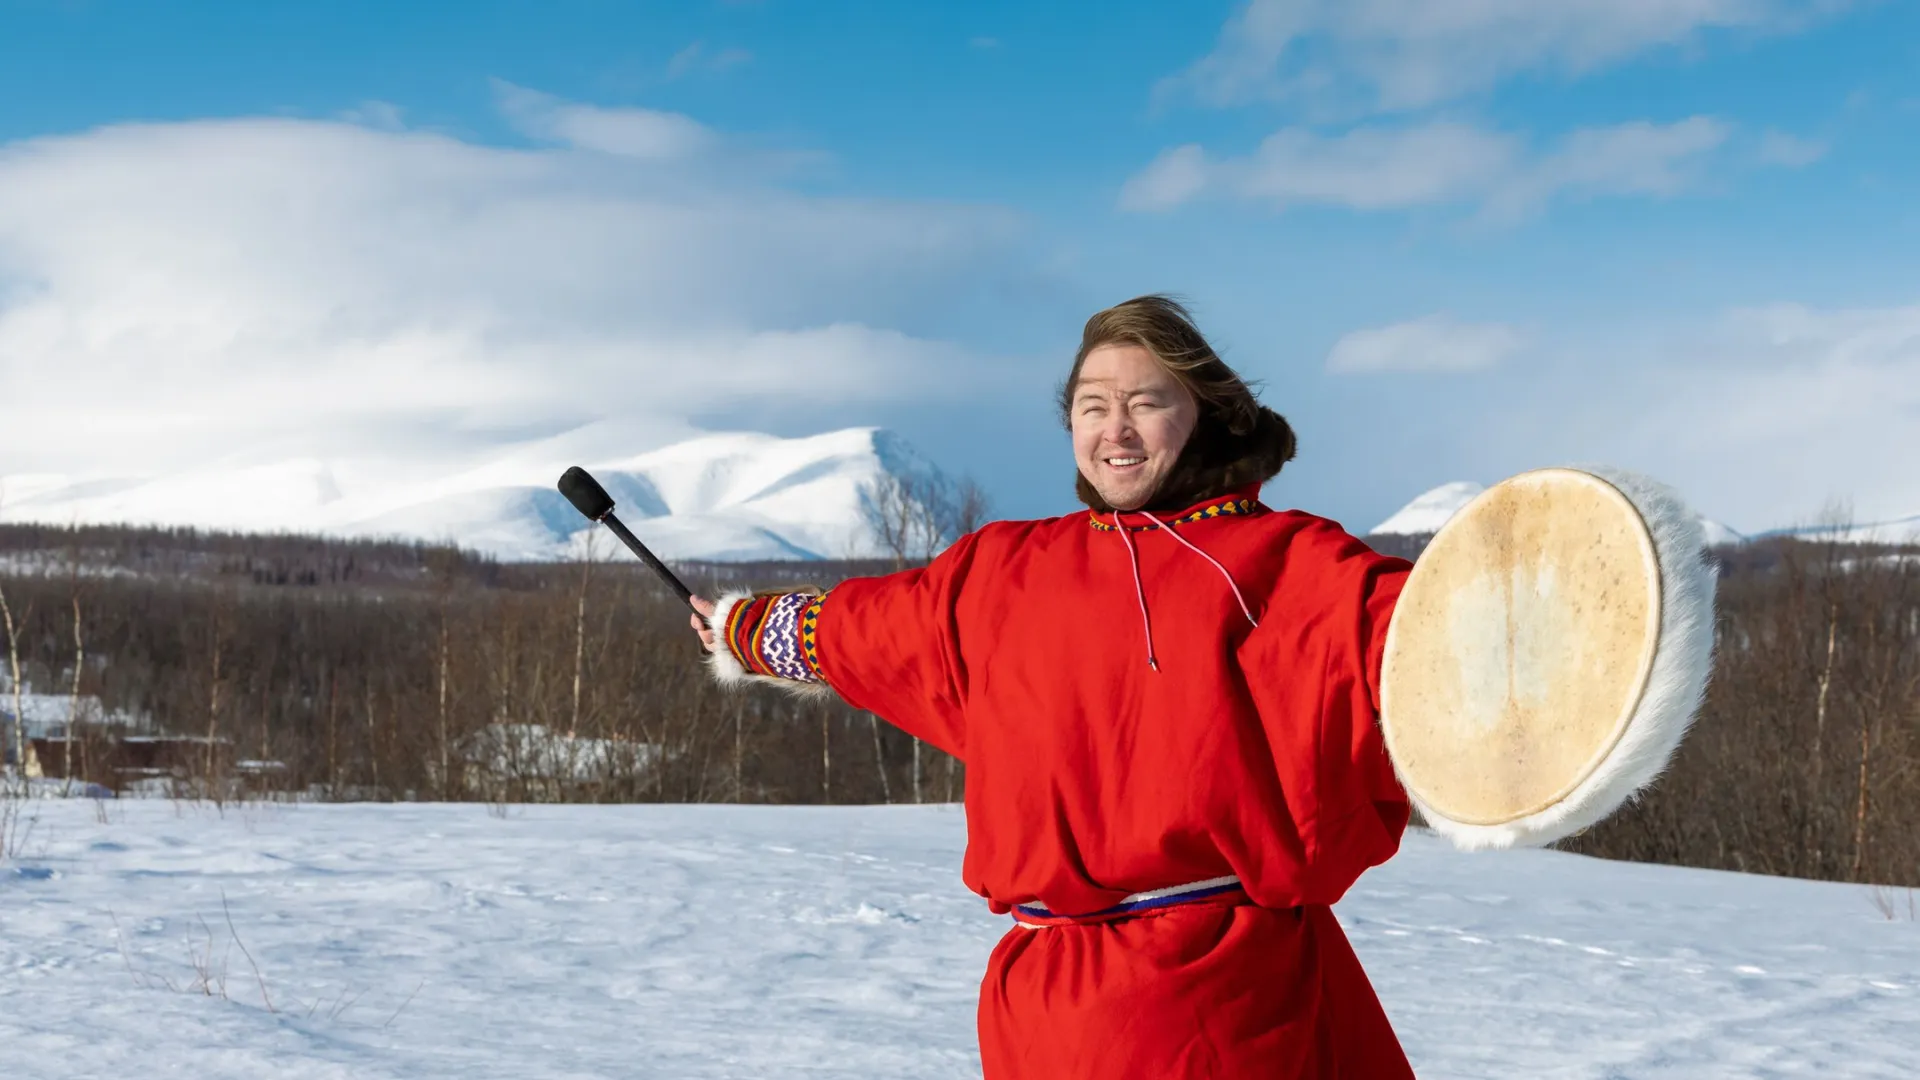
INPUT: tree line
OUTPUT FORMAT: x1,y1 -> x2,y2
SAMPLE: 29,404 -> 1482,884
0,521 -> 954,809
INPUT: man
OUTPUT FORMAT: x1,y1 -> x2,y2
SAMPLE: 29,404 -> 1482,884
692,295 -> 1415,1078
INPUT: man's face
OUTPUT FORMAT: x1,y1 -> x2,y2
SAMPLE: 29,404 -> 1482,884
1070,343 -> 1198,512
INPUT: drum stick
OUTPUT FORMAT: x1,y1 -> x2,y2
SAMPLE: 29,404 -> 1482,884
557,466 -> 696,610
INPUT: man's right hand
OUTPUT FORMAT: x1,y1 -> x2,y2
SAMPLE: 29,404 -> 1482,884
690,595 -> 718,653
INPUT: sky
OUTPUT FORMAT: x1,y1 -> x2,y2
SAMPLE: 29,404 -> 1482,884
1,0 -> 1918,535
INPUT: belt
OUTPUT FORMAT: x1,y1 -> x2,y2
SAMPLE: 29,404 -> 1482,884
1010,874 -> 1246,927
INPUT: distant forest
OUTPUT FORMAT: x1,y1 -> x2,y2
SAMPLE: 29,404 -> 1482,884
1,518 -> 1916,889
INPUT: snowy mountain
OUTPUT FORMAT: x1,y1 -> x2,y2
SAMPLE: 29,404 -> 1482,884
0,428 -> 947,562
1747,513 -> 1920,546
1369,479 -> 1749,547
1367,482 -> 1486,536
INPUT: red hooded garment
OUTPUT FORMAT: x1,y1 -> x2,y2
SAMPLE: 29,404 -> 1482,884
712,486 -> 1415,1079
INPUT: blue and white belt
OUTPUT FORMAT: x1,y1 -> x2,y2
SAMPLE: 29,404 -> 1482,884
1010,875 -> 1245,927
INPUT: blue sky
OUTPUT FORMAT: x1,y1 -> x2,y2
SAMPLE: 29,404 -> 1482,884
3,0 -> 1918,534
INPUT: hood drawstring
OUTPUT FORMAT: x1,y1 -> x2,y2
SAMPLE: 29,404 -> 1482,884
1137,510 -> 1261,628
1112,513 -> 1159,672
1111,509 -> 1261,673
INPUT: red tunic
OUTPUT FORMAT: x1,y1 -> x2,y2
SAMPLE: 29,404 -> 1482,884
725,487 -> 1414,1078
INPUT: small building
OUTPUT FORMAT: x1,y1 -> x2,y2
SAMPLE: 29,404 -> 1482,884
3,683 -> 156,789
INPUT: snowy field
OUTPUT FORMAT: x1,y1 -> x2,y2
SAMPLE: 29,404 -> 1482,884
2,801 -> 1916,1079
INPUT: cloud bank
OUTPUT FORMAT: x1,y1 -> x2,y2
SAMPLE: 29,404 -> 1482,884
1121,117 -> 1739,217
1335,301 -> 1920,532
0,92 -> 1022,500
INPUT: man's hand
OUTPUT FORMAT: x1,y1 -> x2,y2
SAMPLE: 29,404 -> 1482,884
690,595 -> 718,653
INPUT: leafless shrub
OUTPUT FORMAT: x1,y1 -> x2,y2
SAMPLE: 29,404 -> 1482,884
385,979 -> 426,1028
1867,884 -> 1918,921
223,891 -> 276,1012
183,915 -> 229,998
108,898 -> 277,1010
0,793 -> 36,864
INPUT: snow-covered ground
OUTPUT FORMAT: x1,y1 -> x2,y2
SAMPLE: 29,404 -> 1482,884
2,801 -> 1915,1078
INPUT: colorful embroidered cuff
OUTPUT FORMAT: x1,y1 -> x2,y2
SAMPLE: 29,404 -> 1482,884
706,590 -> 827,693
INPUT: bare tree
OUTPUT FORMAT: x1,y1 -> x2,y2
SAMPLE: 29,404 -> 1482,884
0,581 -> 28,786
859,473 -> 921,571
202,591 -> 231,798
820,706 -> 832,803
569,530 -> 599,737
860,469 -> 998,569
436,597 -> 453,796
66,593 -> 84,794
948,477 -> 992,538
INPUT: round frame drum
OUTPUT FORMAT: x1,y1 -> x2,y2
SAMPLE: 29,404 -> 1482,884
1378,467 -> 1716,850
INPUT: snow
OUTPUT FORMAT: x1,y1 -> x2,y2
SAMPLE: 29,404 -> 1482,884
0,428 -> 945,563
1698,517 -> 1748,546
2,801 -> 1914,1078
0,686 -> 147,740
1371,480 -> 1758,548
1752,514 -> 1920,547
1368,482 -> 1485,536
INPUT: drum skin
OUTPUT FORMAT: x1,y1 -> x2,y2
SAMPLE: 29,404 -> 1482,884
1378,467 -> 1717,851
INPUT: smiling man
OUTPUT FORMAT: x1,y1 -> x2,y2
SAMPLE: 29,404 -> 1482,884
692,295 -> 1415,1078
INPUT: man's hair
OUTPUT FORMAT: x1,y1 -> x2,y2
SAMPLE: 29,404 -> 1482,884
1061,295 -> 1296,512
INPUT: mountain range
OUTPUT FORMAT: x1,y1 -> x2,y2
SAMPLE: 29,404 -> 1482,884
0,428 -> 945,563
4,430 -> 1913,561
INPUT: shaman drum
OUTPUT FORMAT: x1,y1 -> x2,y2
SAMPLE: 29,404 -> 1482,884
1378,467 -> 1717,850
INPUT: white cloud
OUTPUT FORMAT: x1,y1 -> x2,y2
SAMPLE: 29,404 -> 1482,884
0,98 -> 1022,494
1233,123 -> 1519,209
1719,302 -> 1920,368
665,42 -> 753,81
1616,302 -> 1920,529
1326,315 -> 1526,374
1166,0 -> 1854,114
492,79 -> 716,159
1485,116 -> 1732,218
1121,117 -> 1731,217
1118,144 -> 1212,211
339,101 -> 406,131
1384,302 -> 1920,533
1757,128 -> 1828,166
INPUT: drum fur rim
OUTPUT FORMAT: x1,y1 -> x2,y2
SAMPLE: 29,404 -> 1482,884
1379,466 -> 1716,851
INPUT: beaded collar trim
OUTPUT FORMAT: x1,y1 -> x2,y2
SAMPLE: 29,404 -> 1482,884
1088,496 -> 1259,533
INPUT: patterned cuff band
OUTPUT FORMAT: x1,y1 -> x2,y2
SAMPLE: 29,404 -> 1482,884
720,591 -> 825,684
